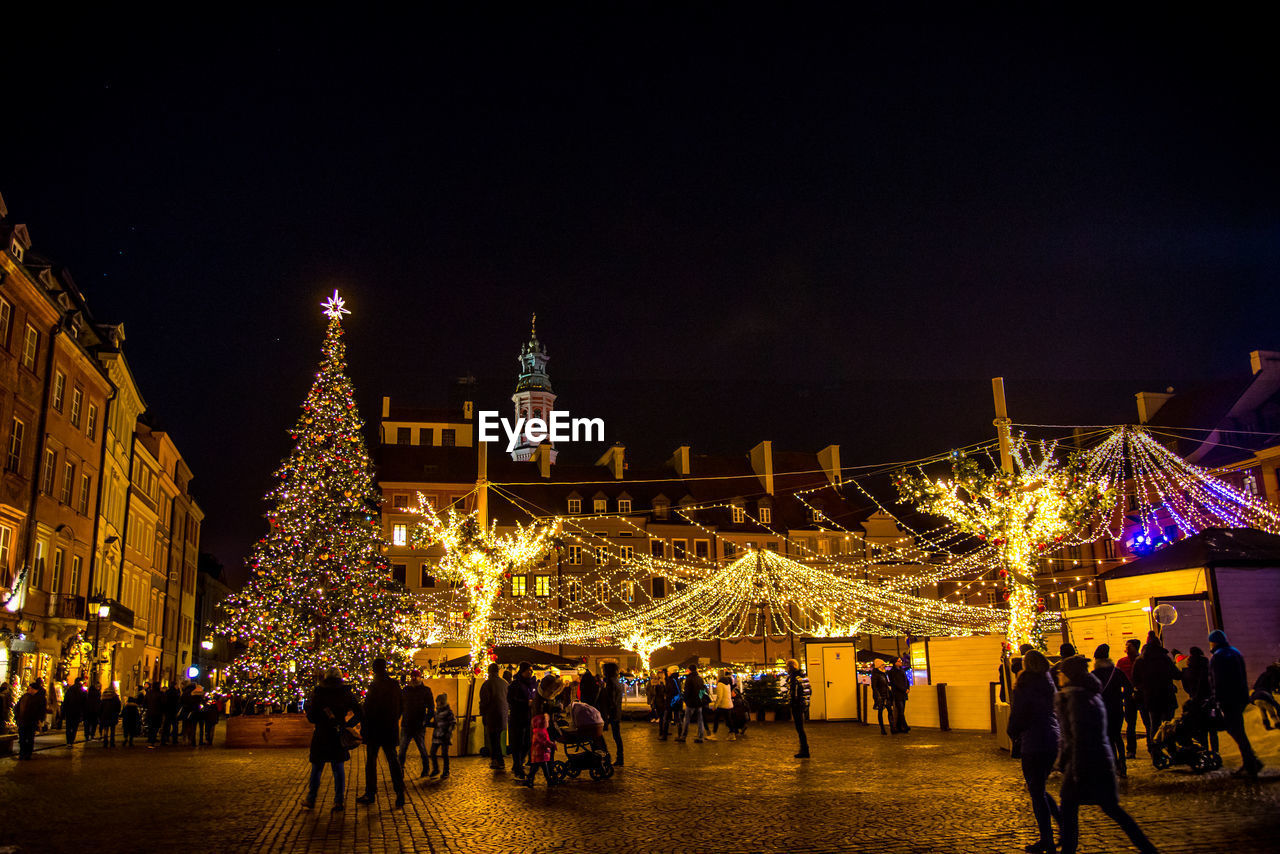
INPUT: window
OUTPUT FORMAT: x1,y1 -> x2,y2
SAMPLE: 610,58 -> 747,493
567,498 -> 582,514
392,524 -> 407,546
596,580 -> 608,602
391,564 -> 406,584
21,325 -> 38,370
618,499 -> 632,514
594,545 -> 609,565
31,541 -> 45,590
9,239 -> 23,262
396,427 -> 411,445
653,500 -> 669,520
53,371 -> 66,412
0,525 -> 11,575
723,541 -> 737,558
623,581 -> 635,602
61,461 -> 74,504
418,428 -> 433,445
566,545 -> 582,565
0,297 -> 10,346
420,567 -> 435,587
41,448 -> 56,494
732,505 -> 745,524
392,494 -> 408,509
534,575 -> 550,597
1073,588 -> 1088,608
51,549 -> 65,594
1102,538 -> 1116,560
567,580 -> 581,603
985,590 -> 997,606
672,539 -> 687,559
652,576 -> 666,598
6,418 -> 23,472
766,541 -> 779,552
619,544 -> 634,561
69,389 -> 82,428
594,498 -> 607,514
449,611 -> 464,626
536,619 -> 549,637
511,576 -> 527,596
649,539 -> 664,558
694,540 -> 709,559
1067,545 -> 1081,561
441,429 -> 456,447
759,506 -> 772,524
1126,493 -> 1139,512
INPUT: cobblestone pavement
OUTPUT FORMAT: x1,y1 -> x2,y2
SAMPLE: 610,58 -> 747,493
2,718 -> 1277,854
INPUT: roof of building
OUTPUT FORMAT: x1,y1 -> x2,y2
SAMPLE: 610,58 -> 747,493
1101,527 -> 1280,578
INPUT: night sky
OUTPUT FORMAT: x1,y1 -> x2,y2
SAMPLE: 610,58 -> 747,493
2,8 -> 1276,579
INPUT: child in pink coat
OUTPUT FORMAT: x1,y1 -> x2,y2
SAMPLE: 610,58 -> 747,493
524,713 -> 559,787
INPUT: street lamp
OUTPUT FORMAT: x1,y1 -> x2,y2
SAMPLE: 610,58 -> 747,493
200,638 -> 214,651
91,599 -> 111,683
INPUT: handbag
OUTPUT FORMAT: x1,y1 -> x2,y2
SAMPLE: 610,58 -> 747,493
1203,700 -> 1226,732
337,725 -> 361,751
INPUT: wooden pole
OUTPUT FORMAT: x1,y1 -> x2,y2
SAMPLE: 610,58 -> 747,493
991,377 -> 1014,474
461,440 -> 490,757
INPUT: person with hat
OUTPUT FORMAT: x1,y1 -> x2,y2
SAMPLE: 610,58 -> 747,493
15,679 -> 47,760
398,668 -> 432,778
871,659 -> 893,735
1008,649 -> 1060,854
1208,629 -> 1263,777
1091,644 -> 1131,778
1054,655 -> 1158,854
356,657 -> 405,808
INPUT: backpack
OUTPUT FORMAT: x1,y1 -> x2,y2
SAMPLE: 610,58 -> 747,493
796,675 -> 811,705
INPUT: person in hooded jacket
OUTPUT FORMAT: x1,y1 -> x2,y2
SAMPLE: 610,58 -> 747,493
1208,629 -> 1262,777
62,677 -> 86,745
303,667 -> 361,812
506,661 -> 537,779
1055,655 -> 1158,854
1178,647 -> 1216,752
871,659 -> 894,735
357,657 -> 405,808
97,685 -> 122,747
1091,644 -> 1132,778
122,690 -> 142,747
1131,632 -> 1178,756
1007,650 -> 1061,854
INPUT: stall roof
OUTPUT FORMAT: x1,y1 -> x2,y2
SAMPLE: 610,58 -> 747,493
1103,528 -> 1280,580
439,645 -> 581,670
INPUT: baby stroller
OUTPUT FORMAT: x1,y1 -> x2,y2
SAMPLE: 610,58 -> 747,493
1150,703 -> 1222,774
550,702 -> 614,782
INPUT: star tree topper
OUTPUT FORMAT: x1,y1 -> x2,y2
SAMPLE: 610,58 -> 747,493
322,289 -> 351,320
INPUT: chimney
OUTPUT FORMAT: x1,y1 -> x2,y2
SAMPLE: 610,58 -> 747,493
668,445 -> 691,477
749,440 -> 774,495
596,443 -> 625,480
1135,391 -> 1174,424
533,443 -> 552,479
381,396 -> 391,419
1250,350 -> 1280,376
818,444 -> 841,486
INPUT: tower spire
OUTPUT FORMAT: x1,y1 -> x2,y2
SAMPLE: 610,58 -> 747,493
511,315 -> 557,464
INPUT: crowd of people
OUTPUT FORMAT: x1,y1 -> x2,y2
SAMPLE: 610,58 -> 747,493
3,674 -> 223,759
1006,628 -> 1269,854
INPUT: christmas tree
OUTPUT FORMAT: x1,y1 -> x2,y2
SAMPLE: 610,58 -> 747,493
218,291 -> 408,704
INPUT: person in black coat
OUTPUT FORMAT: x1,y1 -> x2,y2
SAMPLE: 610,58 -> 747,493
62,677 -> 86,745
15,680 -> 47,760
870,659 -> 894,735
1179,647 -> 1216,752
84,681 -> 101,741
661,667 -> 682,741
161,684 -> 180,745
1055,656 -> 1157,854
1208,629 -> 1262,777
1131,632 -> 1178,756
786,658 -> 810,759
397,669 -> 432,778
98,686 -> 123,747
304,667 -> 361,812
356,658 -> 405,808
122,691 -> 142,747
889,658 -> 911,733
599,661 -> 624,766
1091,644 -> 1132,778
1007,650 -> 1061,854
506,661 -> 537,779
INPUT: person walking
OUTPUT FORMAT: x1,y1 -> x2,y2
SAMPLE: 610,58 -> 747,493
357,658 -> 405,808
84,680 -> 101,742
15,680 -> 47,760
681,664 -> 708,743
1179,647 -> 1216,752
600,661 -> 625,764
1008,650 -> 1061,854
479,662 -> 510,771
1208,629 -> 1263,777
786,658 -> 811,758
507,661 -> 537,780
729,685 -> 750,738
889,657 -> 911,733
303,667 -> 361,812
61,677 -> 86,745
122,690 -> 142,747
662,667 -> 682,741
185,684 -> 207,746
871,659 -> 894,735
711,671 -> 733,736
523,709 -> 558,787
1132,632 -> 1178,757
1091,644 -> 1132,778
398,669 -> 432,778
1055,655 -> 1158,854
98,685 -> 122,747
1116,638 -> 1141,759
428,693 -> 456,778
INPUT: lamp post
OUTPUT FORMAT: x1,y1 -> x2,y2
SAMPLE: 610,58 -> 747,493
91,599 -> 110,685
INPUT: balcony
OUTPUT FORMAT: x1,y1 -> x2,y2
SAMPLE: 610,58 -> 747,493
48,594 -> 87,620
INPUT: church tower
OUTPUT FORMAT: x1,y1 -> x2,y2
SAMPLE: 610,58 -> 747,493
510,314 -> 558,463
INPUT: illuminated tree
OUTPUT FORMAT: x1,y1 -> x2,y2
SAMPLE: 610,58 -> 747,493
218,292 -> 408,704
896,440 -> 1113,648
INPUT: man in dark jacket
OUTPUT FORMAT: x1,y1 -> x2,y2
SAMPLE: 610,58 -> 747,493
1091,644 -> 1132,777
144,681 -> 163,745
84,680 -> 101,741
1132,632 -> 1178,755
889,658 -> 911,733
62,677 -> 86,745
161,683 -> 180,745
786,658 -> 811,758
397,669 -> 431,778
1208,629 -> 1262,777
506,661 -> 537,779
478,663 -> 509,771
357,657 -> 405,808
661,667 -> 682,741
680,665 -> 707,742
600,661 -> 625,765
1115,638 -> 1141,759
15,679 -> 47,759
304,667 -> 361,811
871,659 -> 894,735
